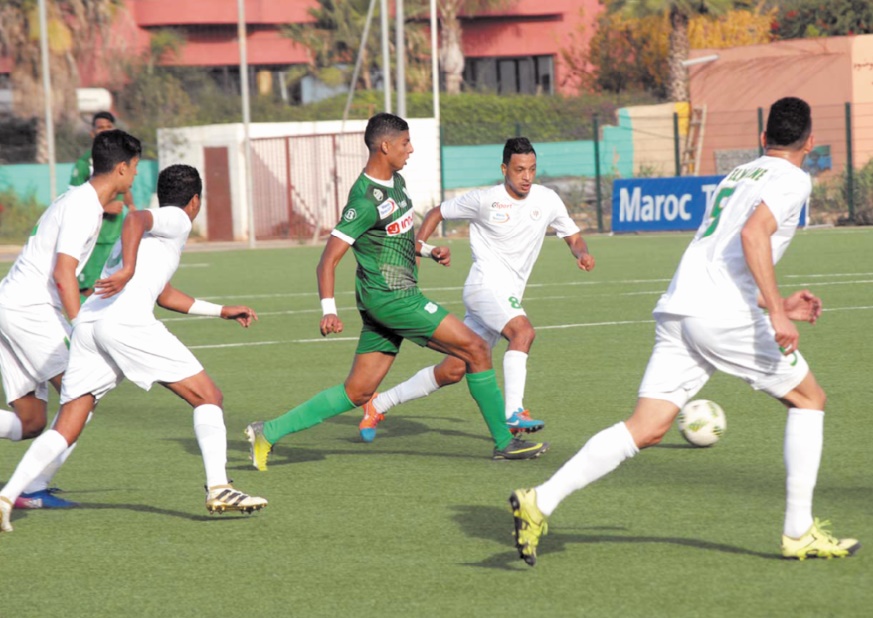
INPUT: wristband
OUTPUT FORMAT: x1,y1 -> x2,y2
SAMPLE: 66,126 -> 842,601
321,297 -> 338,316
189,299 -> 223,317
418,239 -> 435,259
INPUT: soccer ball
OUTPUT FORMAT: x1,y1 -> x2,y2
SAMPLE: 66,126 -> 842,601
677,399 -> 726,447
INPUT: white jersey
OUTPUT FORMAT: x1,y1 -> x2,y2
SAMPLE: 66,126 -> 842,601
655,156 -> 811,320
78,207 -> 192,326
441,183 -> 580,293
0,183 -> 103,310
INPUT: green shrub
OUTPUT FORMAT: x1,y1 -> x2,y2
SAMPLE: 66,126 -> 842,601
0,188 -> 43,243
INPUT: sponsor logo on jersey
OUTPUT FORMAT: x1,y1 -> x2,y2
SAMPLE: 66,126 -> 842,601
491,201 -> 512,210
373,188 -> 384,201
424,302 -> 438,314
385,211 -> 414,236
490,211 -> 510,223
378,199 -> 398,218
343,209 -> 358,221
530,209 -> 542,221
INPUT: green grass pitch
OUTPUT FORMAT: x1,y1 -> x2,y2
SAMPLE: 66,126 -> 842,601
1,228 -> 870,617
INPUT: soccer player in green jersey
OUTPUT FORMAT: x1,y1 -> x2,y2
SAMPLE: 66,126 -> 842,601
70,111 -> 137,300
245,113 -> 550,469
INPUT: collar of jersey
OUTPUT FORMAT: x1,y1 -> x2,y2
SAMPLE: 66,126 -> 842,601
364,173 -> 394,188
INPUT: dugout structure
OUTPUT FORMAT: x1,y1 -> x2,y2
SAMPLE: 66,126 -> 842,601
157,118 -> 441,242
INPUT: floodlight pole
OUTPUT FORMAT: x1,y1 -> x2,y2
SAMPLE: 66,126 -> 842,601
396,0 -> 406,118
238,0 -> 256,248
38,0 -> 57,200
380,0 -> 391,113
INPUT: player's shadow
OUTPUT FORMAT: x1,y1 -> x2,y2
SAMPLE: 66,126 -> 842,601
329,412 -> 492,444
451,504 -> 780,571
7,501 -> 252,526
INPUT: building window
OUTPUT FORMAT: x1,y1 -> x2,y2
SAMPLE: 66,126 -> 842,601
464,55 -> 553,95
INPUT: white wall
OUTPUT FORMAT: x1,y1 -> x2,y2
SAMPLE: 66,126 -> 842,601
158,118 -> 441,240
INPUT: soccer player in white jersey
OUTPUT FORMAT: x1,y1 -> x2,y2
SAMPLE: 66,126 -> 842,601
0,164 -> 267,532
0,130 -> 141,510
508,97 -> 860,565
357,137 -> 595,442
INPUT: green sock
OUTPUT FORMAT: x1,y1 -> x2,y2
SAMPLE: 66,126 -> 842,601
466,369 -> 512,450
263,384 -> 356,444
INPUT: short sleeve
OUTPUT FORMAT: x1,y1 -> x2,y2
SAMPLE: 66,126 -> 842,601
149,207 -> 192,239
333,198 -> 379,244
759,171 -> 811,225
56,203 -> 97,260
440,189 -> 484,221
547,194 -> 581,238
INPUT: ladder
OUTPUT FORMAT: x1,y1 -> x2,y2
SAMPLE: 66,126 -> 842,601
681,105 -> 706,176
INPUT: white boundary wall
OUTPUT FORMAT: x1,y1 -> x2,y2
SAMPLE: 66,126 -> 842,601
157,118 -> 441,240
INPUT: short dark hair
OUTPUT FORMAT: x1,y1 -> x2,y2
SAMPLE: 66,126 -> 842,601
364,113 -> 409,152
91,130 -> 142,176
765,97 -> 812,149
503,137 -> 536,165
92,111 -> 115,127
157,164 -> 202,208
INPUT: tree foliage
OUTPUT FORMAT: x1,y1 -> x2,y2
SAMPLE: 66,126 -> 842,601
564,5 -> 773,100
771,0 -> 873,39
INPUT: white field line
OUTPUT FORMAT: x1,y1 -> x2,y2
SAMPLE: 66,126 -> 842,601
187,304 -> 872,350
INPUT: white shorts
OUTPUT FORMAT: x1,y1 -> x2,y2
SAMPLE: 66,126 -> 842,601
0,304 -> 71,404
60,320 -> 204,404
462,283 -> 526,348
638,313 -> 810,408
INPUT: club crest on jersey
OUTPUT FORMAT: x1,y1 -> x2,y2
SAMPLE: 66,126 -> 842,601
530,209 -> 542,221
373,188 -> 384,201
378,198 -> 398,219
343,209 -> 358,222
385,211 -> 414,236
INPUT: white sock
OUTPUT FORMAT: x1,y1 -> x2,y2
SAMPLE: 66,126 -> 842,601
0,430 -> 69,503
374,366 -> 439,415
23,410 -> 93,494
194,404 -> 229,488
783,408 -> 824,539
535,422 -> 639,517
503,350 -> 528,419
0,409 -> 23,441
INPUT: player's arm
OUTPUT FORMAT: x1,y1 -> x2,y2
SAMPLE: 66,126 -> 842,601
122,189 -> 136,211
563,233 -> 595,271
93,209 -> 153,298
415,206 -> 450,266
316,235 -> 350,336
741,202 -> 798,354
53,254 -> 82,322
157,283 -> 257,327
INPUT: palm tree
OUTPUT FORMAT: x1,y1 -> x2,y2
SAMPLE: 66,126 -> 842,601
0,0 -> 123,162
433,0 -> 514,95
609,0 -> 734,102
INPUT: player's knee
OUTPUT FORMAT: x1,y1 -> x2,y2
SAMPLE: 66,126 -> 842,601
441,363 -> 466,385
466,334 -> 491,364
511,326 -> 535,350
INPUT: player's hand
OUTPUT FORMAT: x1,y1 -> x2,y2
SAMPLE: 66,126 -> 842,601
783,289 -> 822,324
431,246 -> 451,267
320,314 -> 344,337
221,305 -> 258,328
577,252 -> 595,271
94,267 -> 134,298
104,201 -> 124,216
770,312 -> 800,355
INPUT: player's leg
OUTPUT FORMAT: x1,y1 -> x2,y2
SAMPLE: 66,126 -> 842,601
501,315 -> 544,432
360,356 -> 465,442
509,316 -> 711,565
428,313 -> 547,458
163,372 -> 266,514
776,371 -> 858,559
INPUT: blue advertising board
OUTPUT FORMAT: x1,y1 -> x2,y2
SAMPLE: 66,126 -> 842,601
612,175 -> 807,233
612,175 -> 724,233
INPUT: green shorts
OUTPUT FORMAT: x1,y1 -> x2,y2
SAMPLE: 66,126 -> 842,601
356,293 -> 450,355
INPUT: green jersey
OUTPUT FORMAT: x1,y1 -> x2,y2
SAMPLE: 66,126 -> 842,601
333,172 -> 418,309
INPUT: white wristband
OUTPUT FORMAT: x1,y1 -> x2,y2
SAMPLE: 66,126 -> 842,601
189,299 -> 223,317
321,297 -> 337,316
418,239 -> 435,258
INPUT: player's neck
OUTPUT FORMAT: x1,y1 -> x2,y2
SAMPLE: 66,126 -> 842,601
763,148 -> 805,168
88,176 -> 125,208
364,158 -> 395,183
